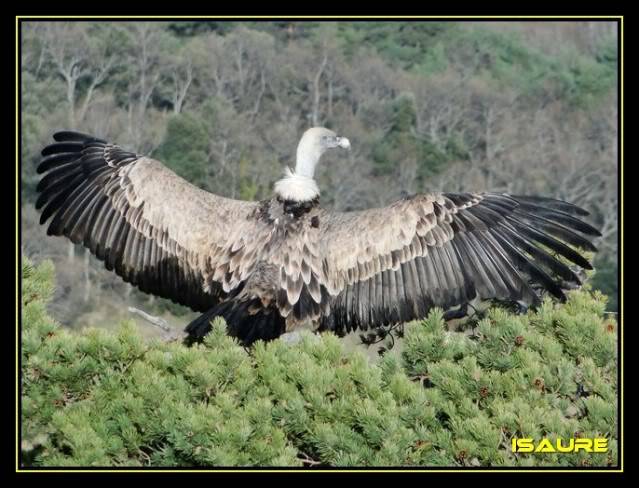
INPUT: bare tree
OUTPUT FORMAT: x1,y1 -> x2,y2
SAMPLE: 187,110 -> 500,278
120,23 -> 167,152
166,51 -> 193,114
43,23 -> 115,128
310,50 -> 328,126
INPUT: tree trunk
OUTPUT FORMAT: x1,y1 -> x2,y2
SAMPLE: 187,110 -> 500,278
311,53 -> 328,126
327,75 -> 333,119
65,71 -> 77,129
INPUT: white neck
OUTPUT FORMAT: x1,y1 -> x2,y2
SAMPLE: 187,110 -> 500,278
273,130 -> 325,202
294,132 -> 323,178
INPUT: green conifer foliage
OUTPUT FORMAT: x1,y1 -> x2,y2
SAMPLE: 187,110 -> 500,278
21,258 -> 618,467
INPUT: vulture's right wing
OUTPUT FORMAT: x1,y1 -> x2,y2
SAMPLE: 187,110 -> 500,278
35,131 -> 266,312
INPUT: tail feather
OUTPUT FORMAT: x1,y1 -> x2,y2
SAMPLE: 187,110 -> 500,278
184,298 -> 286,346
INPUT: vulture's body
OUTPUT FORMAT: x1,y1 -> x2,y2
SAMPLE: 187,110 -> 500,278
35,128 -> 601,344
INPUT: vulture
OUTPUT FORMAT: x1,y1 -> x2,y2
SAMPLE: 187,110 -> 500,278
34,127 -> 601,344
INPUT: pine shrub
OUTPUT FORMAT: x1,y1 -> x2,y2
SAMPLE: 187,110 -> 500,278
21,258 -> 618,467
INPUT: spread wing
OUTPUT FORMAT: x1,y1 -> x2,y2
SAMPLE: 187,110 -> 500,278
35,131 -> 268,312
317,192 -> 601,334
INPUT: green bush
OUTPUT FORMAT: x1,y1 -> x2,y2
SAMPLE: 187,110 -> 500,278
21,258 -> 618,467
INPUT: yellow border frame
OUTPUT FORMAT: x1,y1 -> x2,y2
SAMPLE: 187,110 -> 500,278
15,14 -> 624,474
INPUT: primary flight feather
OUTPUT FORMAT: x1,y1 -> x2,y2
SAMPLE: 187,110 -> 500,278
35,127 -> 601,344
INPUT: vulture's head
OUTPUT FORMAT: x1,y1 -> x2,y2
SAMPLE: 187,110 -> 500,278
313,127 -> 351,151
275,127 -> 350,202
296,127 -> 350,176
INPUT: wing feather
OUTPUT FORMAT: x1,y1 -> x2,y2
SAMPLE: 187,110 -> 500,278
318,191 -> 600,334
36,131 -> 263,312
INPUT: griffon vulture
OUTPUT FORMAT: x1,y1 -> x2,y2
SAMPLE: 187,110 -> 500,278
35,128 -> 601,344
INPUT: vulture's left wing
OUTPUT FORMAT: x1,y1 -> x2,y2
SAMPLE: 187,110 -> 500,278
35,131 -> 264,312
317,192 -> 601,334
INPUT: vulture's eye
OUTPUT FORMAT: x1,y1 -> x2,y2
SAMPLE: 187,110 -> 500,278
322,135 -> 336,146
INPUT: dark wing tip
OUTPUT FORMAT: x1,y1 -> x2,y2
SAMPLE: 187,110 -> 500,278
510,194 -> 590,216
573,207 -> 590,217
38,132 -> 110,172
41,141 -> 85,157
511,194 -> 602,240
53,131 -> 107,143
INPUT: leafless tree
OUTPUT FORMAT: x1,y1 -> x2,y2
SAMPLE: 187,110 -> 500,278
120,23 -> 168,153
43,23 -> 115,129
166,51 -> 193,114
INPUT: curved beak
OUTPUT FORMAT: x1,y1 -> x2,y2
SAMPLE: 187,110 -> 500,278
337,137 -> 351,150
